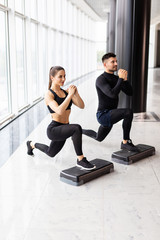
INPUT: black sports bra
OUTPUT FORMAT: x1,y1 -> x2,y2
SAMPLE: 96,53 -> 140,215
47,88 -> 72,113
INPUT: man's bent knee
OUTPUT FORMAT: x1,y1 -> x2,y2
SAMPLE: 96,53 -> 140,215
125,108 -> 133,118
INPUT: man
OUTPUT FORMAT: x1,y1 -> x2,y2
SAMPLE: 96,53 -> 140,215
83,52 -> 138,152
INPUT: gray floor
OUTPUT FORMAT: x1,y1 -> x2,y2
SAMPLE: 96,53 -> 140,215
0,69 -> 160,240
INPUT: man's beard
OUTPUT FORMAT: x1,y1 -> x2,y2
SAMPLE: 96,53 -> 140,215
109,69 -> 116,73
110,66 -> 117,72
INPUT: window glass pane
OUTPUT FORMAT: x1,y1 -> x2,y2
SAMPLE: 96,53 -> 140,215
38,0 -> 46,23
52,0 -> 56,28
61,0 -> 66,31
77,10 -> 82,37
0,11 -> 10,120
72,5 -> 77,35
15,16 -> 26,109
31,0 -> 37,19
55,31 -> 62,65
0,0 -> 5,5
42,0 -> 47,23
77,38 -> 81,77
47,0 -> 53,26
51,30 -> 56,66
24,0 -> 30,17
8,0 -> 14,7
62,33 -> 68,70
57,0 -> 62,30
37,0 -> 42,22
68,1 -> 73,34
67,35 -> 73,81
31,22 -> 39,99
42,27 -> 48,90
15,0 -> 24,13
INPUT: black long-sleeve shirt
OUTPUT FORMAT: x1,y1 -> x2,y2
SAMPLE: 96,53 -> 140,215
96,71 -> 133,111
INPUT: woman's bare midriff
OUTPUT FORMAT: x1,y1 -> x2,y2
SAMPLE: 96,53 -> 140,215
50,109 -> 71,124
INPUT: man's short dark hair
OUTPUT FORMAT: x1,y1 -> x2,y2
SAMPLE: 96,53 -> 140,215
102,53 -> 116,63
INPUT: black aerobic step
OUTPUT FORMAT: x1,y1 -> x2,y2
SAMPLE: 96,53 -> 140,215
60,159 -> 114,186
111,144 -> 155,165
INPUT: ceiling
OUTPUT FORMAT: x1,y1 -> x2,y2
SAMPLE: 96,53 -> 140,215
84,0 -> 110,20
84,0 -> 160,24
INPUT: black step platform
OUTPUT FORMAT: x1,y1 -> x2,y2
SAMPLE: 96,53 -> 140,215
112,144 -> 155,165
60,159 -> 114,186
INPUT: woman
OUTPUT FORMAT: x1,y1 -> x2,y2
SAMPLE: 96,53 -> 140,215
26,66 -> 95,170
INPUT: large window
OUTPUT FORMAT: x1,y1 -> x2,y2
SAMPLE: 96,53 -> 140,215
15,16 -> 26,109
0,10 -> 10,121
0,0 -> 97,126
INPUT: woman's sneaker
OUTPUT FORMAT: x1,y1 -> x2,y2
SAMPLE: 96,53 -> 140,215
77,157 -> 96,170
121,139 -> 139,152
26,141 -> 34,155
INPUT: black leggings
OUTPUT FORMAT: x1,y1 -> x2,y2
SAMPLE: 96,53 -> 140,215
83,108 -> 133,142
35,121 -> 83,157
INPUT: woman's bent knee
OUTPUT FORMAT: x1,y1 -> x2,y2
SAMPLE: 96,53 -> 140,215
73,124 -> 82,134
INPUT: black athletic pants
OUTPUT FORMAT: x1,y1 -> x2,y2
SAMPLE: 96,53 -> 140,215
35,121 -> 83,157
83,108 -> 133,142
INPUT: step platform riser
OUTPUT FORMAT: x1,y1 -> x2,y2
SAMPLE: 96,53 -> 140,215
112,144 -> 155,165
60,159 -> 114,186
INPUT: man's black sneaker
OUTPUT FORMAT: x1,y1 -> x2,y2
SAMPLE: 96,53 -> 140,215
26,141 -> 34,155
121,140 -> 139,152
77,157 -> 96,170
